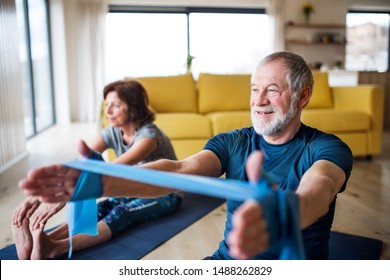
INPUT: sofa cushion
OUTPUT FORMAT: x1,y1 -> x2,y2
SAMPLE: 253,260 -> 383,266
171,139 -> 209,160
129,73 -> 197,113
301,109 -> 370,132
207,111 -> 252,135
198,73 -> 251,114
155,113 -> 212,139
306,72 -> 333,109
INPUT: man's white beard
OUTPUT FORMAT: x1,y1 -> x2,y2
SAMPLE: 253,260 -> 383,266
251,99 -> 298,136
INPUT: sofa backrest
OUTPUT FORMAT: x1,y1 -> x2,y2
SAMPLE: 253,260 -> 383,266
129,73 -> 197,113
124,71 -> 332,114
306,71 -> 334,109
197,73 -> 251,114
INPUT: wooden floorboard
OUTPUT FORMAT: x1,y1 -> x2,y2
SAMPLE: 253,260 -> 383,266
0,123 -> 389,259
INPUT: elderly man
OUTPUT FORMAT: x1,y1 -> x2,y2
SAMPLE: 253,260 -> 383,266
20,51 -> 353,260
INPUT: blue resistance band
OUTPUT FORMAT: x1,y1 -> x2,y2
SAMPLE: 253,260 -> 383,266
66,152 -> 103,258
64,158 -> 305,260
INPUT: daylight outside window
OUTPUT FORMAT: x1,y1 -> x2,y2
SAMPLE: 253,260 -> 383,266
345,12 -> 389,72
105,13 -> 188,82
16,0 -> 55,138
189,13 -> 269,78
105,11 -> 270,82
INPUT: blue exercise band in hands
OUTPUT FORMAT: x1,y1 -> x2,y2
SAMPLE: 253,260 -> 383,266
66,151 -> 103,259
64,158 -> 305,260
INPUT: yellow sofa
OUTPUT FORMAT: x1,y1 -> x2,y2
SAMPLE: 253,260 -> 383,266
103,72 -> 384,160
302,72 -> 385,157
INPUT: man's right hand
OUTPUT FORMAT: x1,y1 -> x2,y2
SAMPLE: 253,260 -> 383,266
19,164 -> 81,203
18,139 -> 98,203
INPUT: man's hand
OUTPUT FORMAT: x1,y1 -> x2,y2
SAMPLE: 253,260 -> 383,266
18,139 -> 96,203
228,200 -> 269,259
19,165 -> 81,203
227,151 -> 270,259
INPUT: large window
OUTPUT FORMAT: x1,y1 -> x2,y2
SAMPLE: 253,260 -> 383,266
189,12 -> 269,76
105,7 -> 269,82
106,13 -> 188,81
345,11 -> 390,72
16,0 -> 55,138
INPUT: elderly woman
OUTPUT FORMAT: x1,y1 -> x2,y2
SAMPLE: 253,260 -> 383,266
12,79 -> 182,259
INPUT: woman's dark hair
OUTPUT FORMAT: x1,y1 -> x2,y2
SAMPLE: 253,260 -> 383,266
103,79 -> 155,127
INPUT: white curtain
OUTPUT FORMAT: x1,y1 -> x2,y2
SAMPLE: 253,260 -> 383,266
267,0 -> 285,52
0,0 -> 28,173
64,0 -> 108,122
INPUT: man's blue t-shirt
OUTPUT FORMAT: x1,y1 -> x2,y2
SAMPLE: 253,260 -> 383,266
204,123 -> 353,260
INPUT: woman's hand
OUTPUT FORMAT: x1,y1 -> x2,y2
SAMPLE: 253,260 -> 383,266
29,201 -> 67,229
12,196 -> 41,227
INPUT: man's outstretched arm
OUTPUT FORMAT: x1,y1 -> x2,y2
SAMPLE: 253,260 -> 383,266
19,149 -> 222,203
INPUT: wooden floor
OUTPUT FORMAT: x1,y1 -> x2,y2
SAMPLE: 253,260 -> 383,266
0,123 -> 389,259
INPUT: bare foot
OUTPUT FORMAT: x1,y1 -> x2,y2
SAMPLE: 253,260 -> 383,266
12,218 -> 33,260
30,224 -> 55,260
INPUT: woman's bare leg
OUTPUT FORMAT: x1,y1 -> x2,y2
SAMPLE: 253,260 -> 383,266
46,223 -> 70,240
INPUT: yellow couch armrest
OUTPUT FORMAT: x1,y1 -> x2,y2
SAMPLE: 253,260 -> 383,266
332,85 -> 385,155
332,85 -> 384,113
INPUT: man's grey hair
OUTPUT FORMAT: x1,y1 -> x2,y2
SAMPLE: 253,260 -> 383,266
254,51 -> 314,99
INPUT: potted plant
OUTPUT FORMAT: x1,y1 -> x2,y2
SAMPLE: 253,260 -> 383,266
302,2 -> 314,25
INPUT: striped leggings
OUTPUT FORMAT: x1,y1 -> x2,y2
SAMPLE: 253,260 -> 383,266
97,193 -> 182,237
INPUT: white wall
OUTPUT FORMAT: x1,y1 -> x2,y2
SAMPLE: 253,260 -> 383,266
109,0 -> 267,8
109,0 -> 390,12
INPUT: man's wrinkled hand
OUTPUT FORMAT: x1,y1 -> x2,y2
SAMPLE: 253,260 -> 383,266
228,200 -> 269,259
19,165 -> 81,203
228,150 -> 270,259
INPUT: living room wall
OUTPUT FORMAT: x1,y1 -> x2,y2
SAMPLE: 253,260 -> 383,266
110,0 -> 390,16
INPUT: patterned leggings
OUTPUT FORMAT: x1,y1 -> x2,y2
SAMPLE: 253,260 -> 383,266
97,193 -> 182,237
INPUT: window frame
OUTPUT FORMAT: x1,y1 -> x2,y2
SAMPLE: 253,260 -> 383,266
109,5 -> 266,60
18,0 -> 56,139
